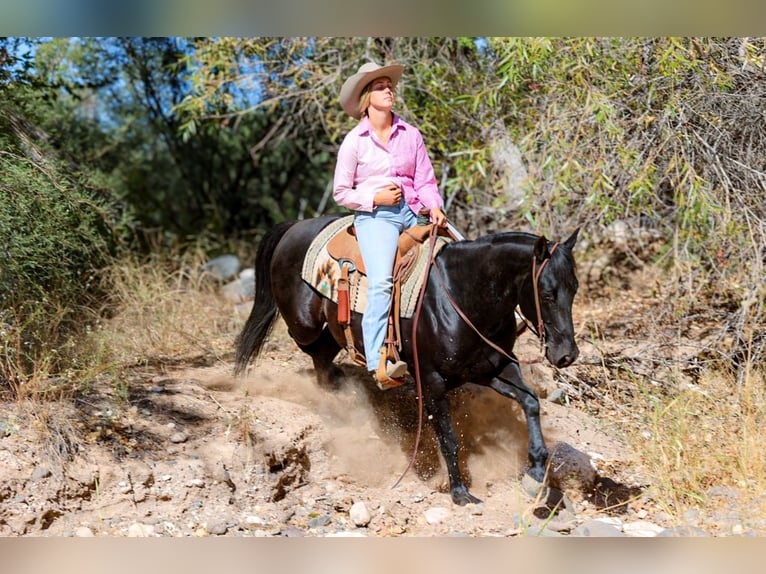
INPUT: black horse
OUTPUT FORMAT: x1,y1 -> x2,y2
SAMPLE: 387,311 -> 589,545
235,215 -> 580,505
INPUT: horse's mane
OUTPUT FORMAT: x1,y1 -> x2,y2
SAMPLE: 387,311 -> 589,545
471,231 -> 540,246
446,230 -> 577,286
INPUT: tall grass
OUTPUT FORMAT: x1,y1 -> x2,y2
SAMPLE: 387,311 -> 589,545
625,350 -> 766,534
87,249 -> 241,370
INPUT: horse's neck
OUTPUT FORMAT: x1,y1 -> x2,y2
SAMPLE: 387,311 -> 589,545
438,239 -> 534,305
446,236 -> 535,276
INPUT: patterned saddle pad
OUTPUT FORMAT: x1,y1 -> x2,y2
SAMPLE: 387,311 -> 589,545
300,215 -> 451,318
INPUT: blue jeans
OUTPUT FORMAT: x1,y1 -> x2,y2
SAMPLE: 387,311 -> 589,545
354,201 -> 418,371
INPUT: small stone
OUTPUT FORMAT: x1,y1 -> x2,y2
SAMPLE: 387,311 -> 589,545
524,525 -> 565,537
571,519 -> 625,537
127,523 -> 155,537
308,514 -> 331,528
622,520 -> 664,537
244,515 -> 267,527
31,467 -> 52,481
74,526 -> 94,537
548,388 -> 567,404
657,525 -> 711,537
208,522 -> 229,536
424,507 -> 450,525
349,501 -> 371,527
169,432 -> 188,444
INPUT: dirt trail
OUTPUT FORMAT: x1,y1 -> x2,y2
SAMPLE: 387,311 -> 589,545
0,313 -> 652,537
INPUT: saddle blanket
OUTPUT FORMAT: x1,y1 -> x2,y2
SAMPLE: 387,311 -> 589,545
300,215 -> 451,318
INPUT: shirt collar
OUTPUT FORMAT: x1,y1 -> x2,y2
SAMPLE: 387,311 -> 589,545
358,113 -> 403,135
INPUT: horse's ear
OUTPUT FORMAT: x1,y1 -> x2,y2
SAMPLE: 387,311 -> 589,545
534,235 -> 550,261
563,227 -> 580,250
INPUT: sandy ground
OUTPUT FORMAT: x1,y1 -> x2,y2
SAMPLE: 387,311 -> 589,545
0,307 -> 658,538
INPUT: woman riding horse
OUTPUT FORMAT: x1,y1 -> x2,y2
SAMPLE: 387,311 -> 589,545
333,61 -> 449,390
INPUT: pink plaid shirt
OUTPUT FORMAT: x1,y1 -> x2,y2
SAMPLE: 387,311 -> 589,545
333,114 -> 443,213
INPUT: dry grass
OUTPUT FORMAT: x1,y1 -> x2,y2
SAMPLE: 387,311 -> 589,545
87,251 -> 241,370
625,361 -> 766,534
570,354 -> 766,535
0,248 -> 247,469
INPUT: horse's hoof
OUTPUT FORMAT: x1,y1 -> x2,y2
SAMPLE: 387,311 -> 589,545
451,487 -> 483,506
526,463 -> 546,483
317,366 -> 345,391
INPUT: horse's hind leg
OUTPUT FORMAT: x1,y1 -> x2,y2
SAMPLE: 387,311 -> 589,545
423,378 -> 482,506
489,362 -> 548,482
296,326 -> 344,390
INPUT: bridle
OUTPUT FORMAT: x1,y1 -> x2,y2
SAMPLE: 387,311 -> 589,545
530,242 -> 560,353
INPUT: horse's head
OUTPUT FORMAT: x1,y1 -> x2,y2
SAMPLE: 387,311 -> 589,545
521,228 -> 580,368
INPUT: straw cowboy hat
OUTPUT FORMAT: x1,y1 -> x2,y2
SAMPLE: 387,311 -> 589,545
339,61 -> 404,119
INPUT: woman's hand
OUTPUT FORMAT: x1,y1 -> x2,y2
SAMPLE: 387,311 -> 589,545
373,185 -> 402,207
430,207 -> 448,228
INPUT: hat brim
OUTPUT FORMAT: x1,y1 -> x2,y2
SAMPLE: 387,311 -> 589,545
339,64 -> 404,119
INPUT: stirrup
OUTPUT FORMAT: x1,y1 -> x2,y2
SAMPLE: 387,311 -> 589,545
374,360 -> 408,391
374,371 -> 407,391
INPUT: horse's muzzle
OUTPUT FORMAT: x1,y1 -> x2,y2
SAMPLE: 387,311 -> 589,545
548,344 -> 579,368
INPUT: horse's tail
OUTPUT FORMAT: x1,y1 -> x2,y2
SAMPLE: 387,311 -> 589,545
234,220 -> 297,376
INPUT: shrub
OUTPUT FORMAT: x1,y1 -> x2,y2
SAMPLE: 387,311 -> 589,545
0,111 -> 127,395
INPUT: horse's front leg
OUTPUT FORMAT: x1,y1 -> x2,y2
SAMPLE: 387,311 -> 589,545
489,362 -> 548,483
422,375 -> 482,506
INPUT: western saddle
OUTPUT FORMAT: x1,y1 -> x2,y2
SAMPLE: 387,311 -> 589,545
326,221 -> 454,388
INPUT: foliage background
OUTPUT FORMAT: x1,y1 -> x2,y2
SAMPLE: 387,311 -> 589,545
1,36 -> 765,388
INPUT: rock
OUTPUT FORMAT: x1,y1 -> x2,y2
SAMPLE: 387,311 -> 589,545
524,525 -> 565,537
424,507 -> 450,525
222,269 -> 256,303
208,522 -> 229,536
622,520 -> 665,537
74,526 -> 94,537
169,432 -> 188,444
308,514 -> 331,528
31,467 -> 52,480
349,501 -> 371,527
239,269 -> 255,299
244,515 -> 268,528
127,522 -> 156,537
200,255 -> 240,282
545,509 -> 577,533
571,519 -> 625,537
547,441 -> 597,498
547,388 -> 567,404
657,525 -> 711,537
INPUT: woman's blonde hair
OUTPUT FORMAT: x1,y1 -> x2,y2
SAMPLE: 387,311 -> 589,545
358,83 -> 373,117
